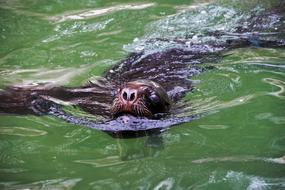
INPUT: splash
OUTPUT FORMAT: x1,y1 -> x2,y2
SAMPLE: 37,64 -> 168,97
43,18 -> 114,43
123,5 -> 252,54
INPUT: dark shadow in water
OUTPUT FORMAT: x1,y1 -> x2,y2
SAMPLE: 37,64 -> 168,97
119,134 -> 165,161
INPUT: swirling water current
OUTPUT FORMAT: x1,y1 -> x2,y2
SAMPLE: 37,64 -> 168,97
0,0 -> 284,189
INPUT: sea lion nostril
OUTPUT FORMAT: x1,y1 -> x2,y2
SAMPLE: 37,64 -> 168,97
130,92 -> 135,101
122,91 -> 128,101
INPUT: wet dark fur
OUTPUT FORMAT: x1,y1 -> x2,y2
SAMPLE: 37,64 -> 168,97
0,6 -> 284,136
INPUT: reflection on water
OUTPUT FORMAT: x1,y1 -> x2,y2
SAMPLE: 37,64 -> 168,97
198,124 -> 230,130
0,0 -> 285,189
47,3 -> 156,23
74,134 -> 164,167
263,78 -> 285,99
43,18 -> 114,43
0,59 -> 115,90
74,156 -> 125,168
0,66 -> 92,88
0,178 -> 82,190
182,170 -> 285,190
221,171 -> 285,190
271,136 -> 285,151
179,48 -> 285,121
179,94 -> 255,117
192,155 -> 285,164
0,127 -> 47,137
255,112 -> 285,125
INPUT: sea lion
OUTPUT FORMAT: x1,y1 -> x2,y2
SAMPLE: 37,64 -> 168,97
111,80 -> 171,118
0,5 -> 284,137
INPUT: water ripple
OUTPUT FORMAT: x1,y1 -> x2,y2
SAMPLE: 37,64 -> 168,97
0,127 -> 47,137
198,124 -> 230,130
255,113 -> 285,125
179,94 -> 255,117
0,178 -> 82,190
188,170 -> 285,189
192,155 -> 285,164
74,156 -> 125,168
246,62 -> 285,69
0,168 -> 27,174
1,66 -> 92,87
43,18 -> 114,43
271,136 -> 285,151
262,78 -> 285,99
47,3 -> 155,23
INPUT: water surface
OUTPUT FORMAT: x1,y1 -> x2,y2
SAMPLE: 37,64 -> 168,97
0,0 -> 284,189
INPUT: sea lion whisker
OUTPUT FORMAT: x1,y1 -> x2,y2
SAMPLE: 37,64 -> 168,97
133,99 -> 152,117
133,103 -> 141,116
133,101 -> 141,116
110,97 -> 123,115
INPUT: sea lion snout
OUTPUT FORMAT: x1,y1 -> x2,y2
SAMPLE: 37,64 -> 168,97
117,87 -> 139,113
110,80 -> 171,119
120,88 -> 137,102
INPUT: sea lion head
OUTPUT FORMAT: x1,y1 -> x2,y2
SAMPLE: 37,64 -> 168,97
111,80 -> 171,118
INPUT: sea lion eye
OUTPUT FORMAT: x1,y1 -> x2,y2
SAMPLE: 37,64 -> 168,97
149,93 -> 160,103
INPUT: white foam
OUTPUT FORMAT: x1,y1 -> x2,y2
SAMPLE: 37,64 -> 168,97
154,178 -> 175,190
247,177 -> 267,190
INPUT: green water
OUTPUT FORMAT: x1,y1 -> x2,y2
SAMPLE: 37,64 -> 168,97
0,0 -> 285,189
